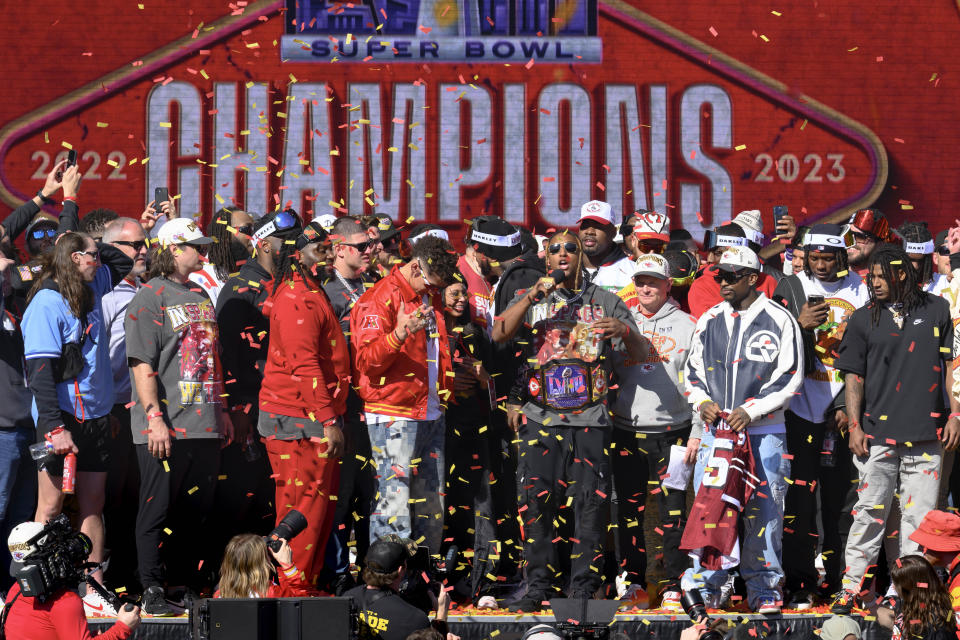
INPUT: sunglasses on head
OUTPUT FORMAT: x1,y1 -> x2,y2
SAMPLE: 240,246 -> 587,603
31,228 -> 57,240
72,249 -> 99,261
713,270 -> 749,284
548,241 -> 579,255
113,239 -> 147,252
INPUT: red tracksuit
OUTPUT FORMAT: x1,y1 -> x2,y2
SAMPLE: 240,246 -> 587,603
259,273 -> 351,584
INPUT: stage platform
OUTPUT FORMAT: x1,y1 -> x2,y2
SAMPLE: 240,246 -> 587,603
89,608 -> 893,640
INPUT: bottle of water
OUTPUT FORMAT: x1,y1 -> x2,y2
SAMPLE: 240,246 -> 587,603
821,431 -> 837,468
29,441 -> 54,461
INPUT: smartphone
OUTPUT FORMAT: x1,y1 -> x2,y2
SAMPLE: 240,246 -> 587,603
807,295 -> 825,306
773,205 -> 788,230
154,187 -> 169,208
66,149 -> 77,168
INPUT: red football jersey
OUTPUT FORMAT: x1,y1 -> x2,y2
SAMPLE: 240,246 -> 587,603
680,420 -> 759,570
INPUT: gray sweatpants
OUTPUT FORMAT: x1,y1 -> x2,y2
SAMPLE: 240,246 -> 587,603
841,440 -> 942,590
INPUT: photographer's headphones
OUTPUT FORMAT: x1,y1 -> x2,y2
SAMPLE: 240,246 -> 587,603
521,624 -> 562,640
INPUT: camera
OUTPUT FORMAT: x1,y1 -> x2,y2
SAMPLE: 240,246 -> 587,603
551,598 -> 619,640
15,514 -> 92,601
396,545 -> 458,612
264,510 -> 308,553
680,590 -> 724,640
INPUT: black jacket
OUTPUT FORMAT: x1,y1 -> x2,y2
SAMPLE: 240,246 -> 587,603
215,259 -> 273,409
491,250 -> 545,401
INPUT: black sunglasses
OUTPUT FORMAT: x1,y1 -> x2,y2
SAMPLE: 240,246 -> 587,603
342,240 -> 374,252
937,245 -> 951,257
187,243 -> 208,256
113,239 -> 147,251
851,231 -> 875,242
31,228 -> 57,240
713,270 -> 749,284
548,242 -> 579,255
235,224 -> 254,236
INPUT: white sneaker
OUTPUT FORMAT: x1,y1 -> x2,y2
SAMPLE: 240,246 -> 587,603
618,584 -> 649,609
476,595 -> 498,610
83,590 -> 118,618
660,590 -> 683,611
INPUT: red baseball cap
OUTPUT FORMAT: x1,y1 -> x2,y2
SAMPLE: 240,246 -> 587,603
909,510 -> 960,552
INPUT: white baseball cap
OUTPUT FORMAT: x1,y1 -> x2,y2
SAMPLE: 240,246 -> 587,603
8,521 -> 44,577
315,213 -> 337,231
156,218 -> 213,246
717,246 -> 760,272
632,254 -> 670,281
633,211 -> 670,242
578,200 -> 616,227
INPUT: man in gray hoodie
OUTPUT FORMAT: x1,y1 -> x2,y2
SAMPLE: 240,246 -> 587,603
611,253 -> 703,611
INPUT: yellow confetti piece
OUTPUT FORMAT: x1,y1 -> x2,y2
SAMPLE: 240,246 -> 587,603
188,486 -> 198,495
163,460 -> 170,472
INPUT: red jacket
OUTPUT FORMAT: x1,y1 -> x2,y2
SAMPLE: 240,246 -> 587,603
3,583 -> 133,640
349,266 -> 453,419
687,264 -> 780,318
259,274 -> 351,422
215,562 -> 322,598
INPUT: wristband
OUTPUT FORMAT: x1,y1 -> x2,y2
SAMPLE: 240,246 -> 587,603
36,189 -> 56,205
62,196 -> 77,203
147,411 -> 164,420
46,426 -> 65,439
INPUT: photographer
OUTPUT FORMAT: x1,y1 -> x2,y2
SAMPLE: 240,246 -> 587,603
216,534 -> 318,598
344,535 -> 456,640
2,521 -> 141,640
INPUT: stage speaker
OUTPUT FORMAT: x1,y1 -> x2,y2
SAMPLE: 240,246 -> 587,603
192,597 -> 356,640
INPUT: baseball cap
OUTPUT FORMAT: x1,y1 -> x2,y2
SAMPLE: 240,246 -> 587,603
8,521 -> 44,577
908,510 -> 960,552
365,534 -> 417,573
157,218 -> 213,246
470,217 -> 523,262
252,209 -> 302,243
717,246 -> 760,273
373,214 -> 400,242
818,616 -> 862,640
936,229 -> 949,248
521,624 -> 563,640
295,221 -> 330,251
633,211 -> 670,242
315,213 -> 337,232
632,254 -> 670,281
578,200 -> 615,227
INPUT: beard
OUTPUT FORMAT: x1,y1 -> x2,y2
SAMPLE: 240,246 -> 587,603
230,238 -> 251,263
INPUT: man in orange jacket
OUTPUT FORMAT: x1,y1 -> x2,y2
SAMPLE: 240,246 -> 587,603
350,234 -> 460,553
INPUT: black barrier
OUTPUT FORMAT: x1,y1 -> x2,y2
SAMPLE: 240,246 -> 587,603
90,612 -> 894,640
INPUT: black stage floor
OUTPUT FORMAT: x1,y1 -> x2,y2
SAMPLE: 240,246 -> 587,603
90,610 -> 893,640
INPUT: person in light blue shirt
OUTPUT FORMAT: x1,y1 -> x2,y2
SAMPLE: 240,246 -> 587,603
21,230 -> 130,615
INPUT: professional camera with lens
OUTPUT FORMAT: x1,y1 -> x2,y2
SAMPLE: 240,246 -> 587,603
263,509 -> 308,553
14,514 -> 93,601
680,590 -> 725,640
396,545 -> 458,612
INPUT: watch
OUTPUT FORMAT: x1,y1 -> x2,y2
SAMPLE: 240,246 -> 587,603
36,189 -> 56,205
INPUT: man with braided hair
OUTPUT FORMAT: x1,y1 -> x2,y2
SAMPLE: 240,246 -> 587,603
831,244 -> 960,614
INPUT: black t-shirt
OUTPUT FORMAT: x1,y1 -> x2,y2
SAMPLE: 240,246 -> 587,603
343,585 -> 430,640
835,293 -> 954,442
323,272 -> 372,334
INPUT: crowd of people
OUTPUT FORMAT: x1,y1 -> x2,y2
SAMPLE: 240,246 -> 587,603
1,157 -> 960,640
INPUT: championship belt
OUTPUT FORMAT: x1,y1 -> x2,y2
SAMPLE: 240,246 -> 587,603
527,359 -> 607,411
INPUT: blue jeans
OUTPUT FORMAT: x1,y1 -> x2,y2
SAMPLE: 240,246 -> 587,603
0,427 -> 38,590
368,418 -> 445,552
681,430 -> 790,607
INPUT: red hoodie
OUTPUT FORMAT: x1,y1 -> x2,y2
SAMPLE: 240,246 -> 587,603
259,274 -> 351,421
687,264 -> 780,319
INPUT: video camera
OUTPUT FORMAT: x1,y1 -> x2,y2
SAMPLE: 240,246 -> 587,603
396,545 -> 458,612
15,514 -> 92,601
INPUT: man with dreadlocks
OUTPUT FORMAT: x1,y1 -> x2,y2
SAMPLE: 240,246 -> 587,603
258,219 -> 350,585
188,206 -> 256,307
898,221 -> 950,297
493,229 -> 647,612
831,244 -> 960,614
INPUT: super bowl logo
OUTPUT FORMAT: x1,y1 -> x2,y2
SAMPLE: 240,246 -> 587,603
282,0 -> 602,62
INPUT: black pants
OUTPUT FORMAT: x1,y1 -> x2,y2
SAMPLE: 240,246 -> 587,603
782,411 -> 853,594
517,419 -> 611,598
610,427 -> 690,592
443,413 -> 497,600
104,405 -> 140,591
135,439 -> 220,590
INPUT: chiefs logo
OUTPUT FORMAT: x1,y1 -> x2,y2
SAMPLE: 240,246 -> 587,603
528,377 -> 541,397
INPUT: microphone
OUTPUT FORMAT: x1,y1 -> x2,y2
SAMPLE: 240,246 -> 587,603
532,269 -> 566,303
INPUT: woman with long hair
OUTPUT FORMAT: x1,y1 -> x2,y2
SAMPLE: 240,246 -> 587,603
22,230 -> 132,615
217,534 -> 318,598
890,555 -> 957,640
